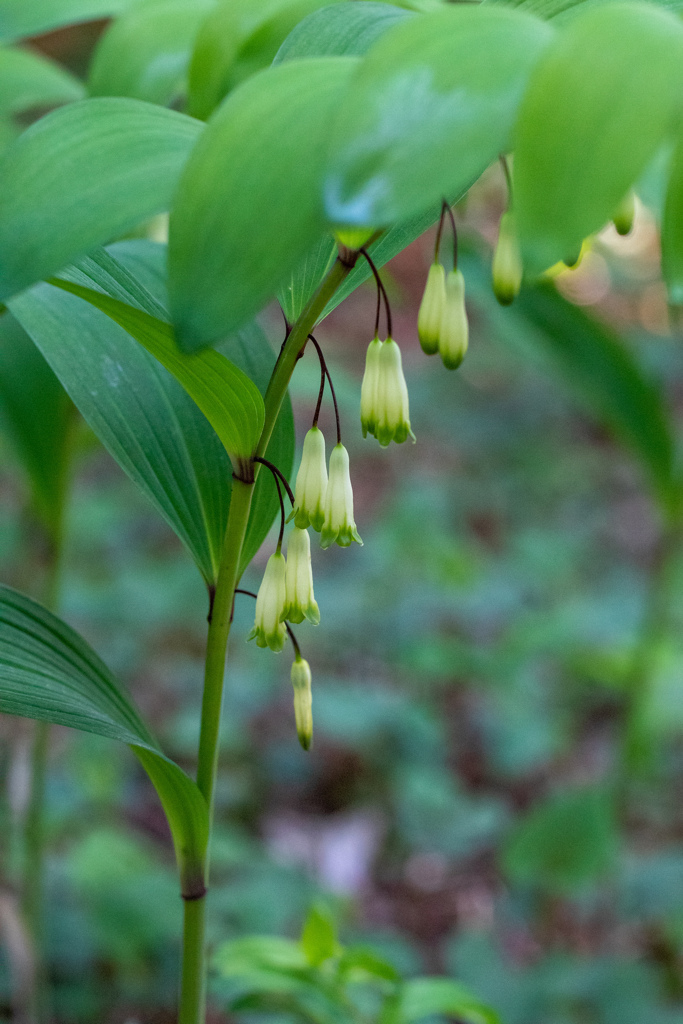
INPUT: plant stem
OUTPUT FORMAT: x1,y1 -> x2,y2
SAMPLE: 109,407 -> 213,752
179,252 -> 355,1024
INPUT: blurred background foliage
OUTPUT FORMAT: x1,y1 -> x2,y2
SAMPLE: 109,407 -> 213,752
3,7 -> 683,1024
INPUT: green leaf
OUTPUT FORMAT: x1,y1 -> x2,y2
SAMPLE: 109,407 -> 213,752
0,45 -> 84,117
0,583 -> 208,895
483,0 -> 683,23
10,242 -> 291,581
0,0 -> 142,44
514,3 -> 683,275
301,906 -> 337,967
187,0 -> 339,120
324,6 -> 553,228
274,1 -> 414,62
88,0 -> 214,106
513,283 -> 678,515
662,135 -> 683,304
49,250 -> 265,470
502,786 -> 618,891
338,946 -> 400,983
0,97 -> 202,303
0,312 -> 72,534
170,56 -> 357,350
398,978 -> 499,1024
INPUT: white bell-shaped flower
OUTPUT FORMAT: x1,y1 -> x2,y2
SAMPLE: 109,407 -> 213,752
247,551 -> 287,652
283,527 -> 320,625
360,334 -> 382,439
417,262 -> 446,355
293,427 -> 327,532
320,443 -> 362,549
492,211 -> 523,306
374,338 -> 415,447
438,269 -> 469,370
291,655 -> 313,750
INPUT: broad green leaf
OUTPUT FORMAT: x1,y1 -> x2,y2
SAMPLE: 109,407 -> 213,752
514,3 -> 683,274
300,906 -> 336,967
0,0 -> 142,44
512,283 -> 678,515
0,312 -> 72,534
0,45 -> 84,117
88,0 -> 214,106
11,242 -> 291,580
0,583 -> 208,893
338,946 -> 400,983
502,786 -> 618,891
0,97 -> 202,303
483,0 -> 683,22
170,56 -> 357,350
398,978 -> 499,1024
50,257 -> 265,469
324,7 -> 553,227
187,0 -> 339,120
662,135 -> 683,304
274,1 -> 413,62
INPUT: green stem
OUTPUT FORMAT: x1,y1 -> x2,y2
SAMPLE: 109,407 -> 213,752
178,252 -> 355,1024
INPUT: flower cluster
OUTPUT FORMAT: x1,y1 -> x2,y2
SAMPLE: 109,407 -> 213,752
418,263 -> 469,370
360,335 -> 415,447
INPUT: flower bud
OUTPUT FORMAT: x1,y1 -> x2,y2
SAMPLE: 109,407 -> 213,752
375,338 -> 415,446
613,191 -> 635,236
283,527 -> 320,625
291,655 -> 313,750
320,443 -> 362,549
293,427 -> 327,532
438,269 -> 469,370
417,263 -> 446,355
360,335 -> 382,439
492,211 -> 522,306
247,551 -> 287,652
334,227 -> 374,251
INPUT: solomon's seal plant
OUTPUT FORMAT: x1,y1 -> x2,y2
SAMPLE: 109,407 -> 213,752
1,0 -> 683,1021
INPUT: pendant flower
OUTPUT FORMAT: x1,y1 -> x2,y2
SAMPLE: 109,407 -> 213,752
439,269 -> 469,370
283,527 -> 320,625
492,211 -> 523,306
291,655 -> 313,750
360,334 -> 382,439
374,338 -> 415,447
247,551 -> 287,652
320,443 -> 362,549
293,426 -> 327,532
418,262 -> 446,355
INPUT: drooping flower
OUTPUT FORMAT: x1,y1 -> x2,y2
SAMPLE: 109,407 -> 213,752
613,191 -> 636,236
283,527 -> 320,625
374,338 -> 415,446
360,334 -> 382,439
492,211 -> 523,306
417,262 -> 446,355
320,443 -> 362,549
293,427 -> 327,532
438,269 -> 469,370
247,551 -> 287,652
291,655 -> 313,750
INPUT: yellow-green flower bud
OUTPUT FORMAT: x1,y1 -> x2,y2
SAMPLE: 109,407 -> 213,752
417,262 -> 446,355
613,191 -> 635,236
438,269 -> 469,370
283,527 -> 320,625
291,655 -> 313,750
320,443 -> 362,549
360,335 -> 382,439
334,227 -> 374,251
247,551 -> 287,652
375,338 -> 415,446
492,211 -> 522,306
293,427 -> 327,532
